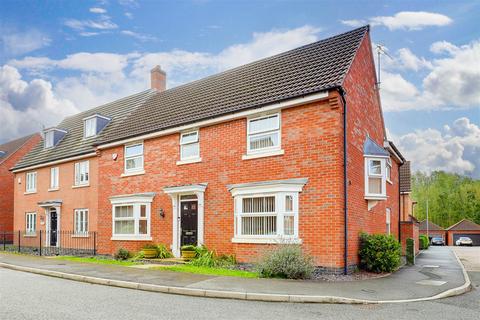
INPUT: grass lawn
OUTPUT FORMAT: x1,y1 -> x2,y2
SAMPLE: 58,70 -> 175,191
154,264 -> 258,278
55,256 -> 140,266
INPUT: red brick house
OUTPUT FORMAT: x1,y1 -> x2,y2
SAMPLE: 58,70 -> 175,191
12,26 -> 407,273
399,161 -> 419,254
446,219 -> 480,246
0,134 -> 41,233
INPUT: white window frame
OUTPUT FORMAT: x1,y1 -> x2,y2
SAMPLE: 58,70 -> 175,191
25,212 -> 36,235
124,142 -> 144,174
386,208 -> 391,235
110,194 -> 154,241
84,117 -> 97,138
74,161 -> 89,186
364,157 -> 387,200
386,158 -> 392,184
74,209 -> 89,235
246,113 -> 281,155
180,130 -> 200,161
44,131 -> 54,148
26,172 -> 37,193
50,167 -> 59,190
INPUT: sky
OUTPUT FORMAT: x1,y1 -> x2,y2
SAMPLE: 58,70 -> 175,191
0,0 -> 479,177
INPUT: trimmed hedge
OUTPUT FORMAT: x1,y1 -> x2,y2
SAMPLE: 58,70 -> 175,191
419,235 -> 430,250
406,238 -> 415,265
359,233 -> 401,273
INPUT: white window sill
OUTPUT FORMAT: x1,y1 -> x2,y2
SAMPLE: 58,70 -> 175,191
176,157 -> 202,166
23,234 -> 37,237
72,234 -> 90,238
72,184 -> 90,189
111,236 -> 152,241
242,149 -> 284,160
121,170 -> 145,177
365,195 -> 387,201
24,191 -> 37,195
48,188 -> 59,192
231,237 -> 302,244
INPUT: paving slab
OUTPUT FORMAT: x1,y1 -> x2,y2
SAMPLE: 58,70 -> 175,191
0,246 -> 470,303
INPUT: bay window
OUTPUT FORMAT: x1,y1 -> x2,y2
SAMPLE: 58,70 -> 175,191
229,178 -> 306,244
124,143 -> 144,173
364,157 -> 387,199
247,113 -> 280,154
110,193 -> 154,240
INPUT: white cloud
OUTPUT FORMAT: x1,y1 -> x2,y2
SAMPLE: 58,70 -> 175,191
0,28 -> 51,56
64,15 -> 118,31
124,12 -> 133,19
89,7 -> 107,14
396,117 -> 480,178
342,11 -> 452,31
121,30 -> 157,42
0,65 -> 77,141
380,40 -> 480,111
2,25 -> 321,141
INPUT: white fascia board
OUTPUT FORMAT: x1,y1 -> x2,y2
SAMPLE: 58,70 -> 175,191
97,91 -> 329,150
11,153 -> 97,173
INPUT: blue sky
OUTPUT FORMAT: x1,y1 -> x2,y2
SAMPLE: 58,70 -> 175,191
0,0 -> 479,177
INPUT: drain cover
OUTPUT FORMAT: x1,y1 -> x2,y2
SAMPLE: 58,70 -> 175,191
416,280 -> 447,286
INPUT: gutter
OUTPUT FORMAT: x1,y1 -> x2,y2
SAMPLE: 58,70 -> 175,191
338,87 -> 349,275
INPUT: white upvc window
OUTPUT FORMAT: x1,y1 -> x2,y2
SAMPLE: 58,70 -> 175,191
26,172 -> 37,193
50,167 -> 59,189
364,157 -> 387,199
234,192 -> 299,241
44,131 -> 54,148
386,208 -> 391,235
386,158 -> 392,183
112,203 -> 150,239
247,113 -> 281,154
25,212 -> 36,235
180,131 -> 200,161
84,118 -> 97,138
74,209 -> 89,235
74,161 -> 89,186
124,143 -> 144,173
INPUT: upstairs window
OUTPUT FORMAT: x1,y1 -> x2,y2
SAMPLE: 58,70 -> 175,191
74,161 -> 89,186
50,167 -> 59,189
386,158 -> 392,183
125,143 -> 144,173
180,131 -> 200,160
44,131 -> 54,148
26,172 -> 37,193
84,118 -> 97,138
364,157 -> 387,199
247,114 -> 280,154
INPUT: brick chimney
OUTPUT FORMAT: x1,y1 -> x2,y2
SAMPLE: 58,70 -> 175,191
150,65 -> 166,91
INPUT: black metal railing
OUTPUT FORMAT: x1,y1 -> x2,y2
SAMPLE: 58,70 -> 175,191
0,230 -> 97,256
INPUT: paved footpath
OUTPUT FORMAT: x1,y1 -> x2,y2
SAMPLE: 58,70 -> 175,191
0,246 -> 470,303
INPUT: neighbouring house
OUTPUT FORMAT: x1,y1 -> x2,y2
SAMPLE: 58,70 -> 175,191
398,161 -> 419,254
12,26 -> 407,273
419,220 -> 446,242
0,134 -> 41,235
446,219 -> 480,246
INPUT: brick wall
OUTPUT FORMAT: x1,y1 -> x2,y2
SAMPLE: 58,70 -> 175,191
342,31 -> 401,269
13,156 -> 99,237
0,134 -> 41,232
401,221 -> 419,255
97,97 -> 347,268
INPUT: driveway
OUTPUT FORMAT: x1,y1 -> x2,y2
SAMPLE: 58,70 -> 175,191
452,246 -> 480,272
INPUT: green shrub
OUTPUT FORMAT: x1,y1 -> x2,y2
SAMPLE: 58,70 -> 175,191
189,246 -> 236,268
406,238 -> 415,265
156,244 -> 173,259
419,235 -> 429,250
359,233 -> 401,273
114,248 -> 131,260
257,245 -> 314,279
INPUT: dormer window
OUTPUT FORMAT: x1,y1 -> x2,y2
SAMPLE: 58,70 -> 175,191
43,128 -> 67,149
83,114 -> 111,138
363,136 -> 389,203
